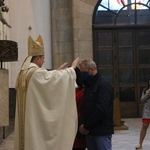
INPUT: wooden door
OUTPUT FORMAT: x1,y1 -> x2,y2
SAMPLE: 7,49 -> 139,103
93,27 -> 150,117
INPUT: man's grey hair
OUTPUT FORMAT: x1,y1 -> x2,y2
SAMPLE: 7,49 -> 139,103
79,58 -> 97,69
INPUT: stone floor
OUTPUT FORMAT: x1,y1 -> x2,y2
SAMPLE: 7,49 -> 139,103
0,118 -> 150,150
112,118 -> 150,150
0,131 -> 14,150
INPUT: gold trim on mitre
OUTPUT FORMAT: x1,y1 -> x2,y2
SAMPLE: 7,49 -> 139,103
28,35 -> 44,56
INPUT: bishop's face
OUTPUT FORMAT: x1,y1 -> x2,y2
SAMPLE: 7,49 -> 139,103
36,55 -> 45,68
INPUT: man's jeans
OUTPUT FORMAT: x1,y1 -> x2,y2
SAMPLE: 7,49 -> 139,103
85,134 -> 112,150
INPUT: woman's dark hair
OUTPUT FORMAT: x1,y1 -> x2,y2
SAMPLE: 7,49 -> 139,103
143,80 -> 150,94
75,67 -> 84,88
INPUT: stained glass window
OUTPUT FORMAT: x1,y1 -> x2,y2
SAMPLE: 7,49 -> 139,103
98,0 -> 149,11
94,0 -> 150,25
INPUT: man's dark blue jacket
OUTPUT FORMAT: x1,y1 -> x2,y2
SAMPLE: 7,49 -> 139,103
80,73 -> 114,135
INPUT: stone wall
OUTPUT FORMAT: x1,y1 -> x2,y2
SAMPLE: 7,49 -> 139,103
51,0 -> 98,68
72,0 -> 98,58
51,0 -> 74,69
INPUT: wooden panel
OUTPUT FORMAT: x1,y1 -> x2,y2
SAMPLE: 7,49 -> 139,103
0,127 -> 3,144
120,102 -> 138,118
93,27 -> 150,118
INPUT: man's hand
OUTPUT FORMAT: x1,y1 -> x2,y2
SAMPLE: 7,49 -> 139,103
57,62 -> 68,70
71,57 -> 80,69
57,57 -> 80,70
79,124 -> 89,135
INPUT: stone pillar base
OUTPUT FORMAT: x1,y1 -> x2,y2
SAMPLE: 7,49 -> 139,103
113,98 -> 128,130
0,127 -> 3,144
0,69 -> 9,127
3,88 -> 16,138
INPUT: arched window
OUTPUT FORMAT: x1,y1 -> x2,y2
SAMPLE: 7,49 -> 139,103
93,0 -> 150,26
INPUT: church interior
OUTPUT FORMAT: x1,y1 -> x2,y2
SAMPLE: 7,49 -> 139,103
0,0 -> 150,149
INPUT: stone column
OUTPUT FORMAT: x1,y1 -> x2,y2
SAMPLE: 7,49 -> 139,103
72,0 -> 98,59
0,69 -> 9,127
51,0 -> 74,69
0,69 -> 9,141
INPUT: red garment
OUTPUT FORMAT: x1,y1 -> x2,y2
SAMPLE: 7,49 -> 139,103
76,88 -> 84,117
73,88 -> 86,149
142,119 -> 150,123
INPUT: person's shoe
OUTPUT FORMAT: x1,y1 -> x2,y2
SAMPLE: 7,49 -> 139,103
135,145 -> 142,149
